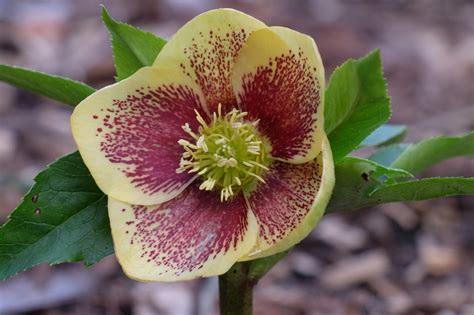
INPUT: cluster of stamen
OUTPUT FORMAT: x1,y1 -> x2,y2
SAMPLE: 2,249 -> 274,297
177,104 -> 270,201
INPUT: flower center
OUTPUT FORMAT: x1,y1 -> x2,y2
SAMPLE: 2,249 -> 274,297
177,104 -> 271,201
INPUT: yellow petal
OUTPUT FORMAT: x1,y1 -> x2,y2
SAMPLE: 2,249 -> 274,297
153,8 -> 266,114
231,27 -> 325,164
240,135 -> 334,260
71,66 -> 206,205
108,185 -> 258,281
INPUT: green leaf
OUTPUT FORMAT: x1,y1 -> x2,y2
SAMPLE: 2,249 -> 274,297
0,64 -> 95,107
390,132 -> 474,174
368,143 -> 410,167
248,250 -> 289,281
101,6 -> 167,81
327,157 -> 474,214
343,156 -> 412,180
369,177 -> 474,203
324,59 -> 359,135
325,49 -> 391,162
0,152 -> 112,281
327,156 -> 412,213
359,124 -> 407,148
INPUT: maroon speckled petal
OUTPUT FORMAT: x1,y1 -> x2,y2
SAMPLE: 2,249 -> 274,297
102,86 -> 199,189
245,151 -> 329,258
232,28 -> 325,163
152,9 -> 266,115
108,184 -> 258,281
71,67 -> 207,205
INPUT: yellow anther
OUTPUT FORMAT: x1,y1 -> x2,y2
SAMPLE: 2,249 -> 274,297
194,109 -> 208,128
177,106 -> 271,201
196,135 -> 208,152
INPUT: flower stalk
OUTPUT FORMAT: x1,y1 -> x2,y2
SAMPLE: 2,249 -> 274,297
219,262 -> 254,315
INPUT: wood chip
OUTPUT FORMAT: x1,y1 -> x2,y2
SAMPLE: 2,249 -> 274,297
320,250 -> 389,290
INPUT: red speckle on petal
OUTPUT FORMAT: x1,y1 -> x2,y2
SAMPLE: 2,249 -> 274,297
249,160 -> 322,244
181,29 -> 250,113
128,185 -> 250,276
238,49 -> 321,160
96,84 -> 204,196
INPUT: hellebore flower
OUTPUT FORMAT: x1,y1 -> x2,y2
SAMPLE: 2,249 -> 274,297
71,8 -> 335,281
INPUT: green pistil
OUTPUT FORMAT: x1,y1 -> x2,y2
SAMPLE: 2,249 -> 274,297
177,104 -> 271,201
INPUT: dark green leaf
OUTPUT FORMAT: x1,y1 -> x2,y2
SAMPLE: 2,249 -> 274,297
327,156 -> 474,213
369,177 -> 474,203
0,64 -> 95,107
368,143 -> 410,167
325,49 -> 391,162
327,156 -> 412,213
391,132 -> 474,174
342,156 -> 412,181
0,152 -> 112,281
248,250 -> 289,281
101,6 -> 167,81
359,124 -> 407,148
324,59 -> 358,135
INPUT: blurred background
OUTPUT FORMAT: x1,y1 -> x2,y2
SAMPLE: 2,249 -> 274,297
1,0 -> 474,314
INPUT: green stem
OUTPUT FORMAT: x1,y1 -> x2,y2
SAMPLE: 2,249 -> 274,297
218,262 -> 254,315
